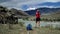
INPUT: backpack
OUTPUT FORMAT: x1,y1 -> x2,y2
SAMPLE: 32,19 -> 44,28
26,24 -> 32,30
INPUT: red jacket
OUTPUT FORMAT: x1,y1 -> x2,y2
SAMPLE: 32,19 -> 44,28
36,10 -> 40,18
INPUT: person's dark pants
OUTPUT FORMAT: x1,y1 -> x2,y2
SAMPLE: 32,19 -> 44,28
36,18 -> 40,27
36,18 -> 40,23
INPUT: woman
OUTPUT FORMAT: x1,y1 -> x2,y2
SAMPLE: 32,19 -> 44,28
35,10 -> 40,27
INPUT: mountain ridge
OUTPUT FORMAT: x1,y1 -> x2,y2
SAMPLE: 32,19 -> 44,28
25,7 -> 60,16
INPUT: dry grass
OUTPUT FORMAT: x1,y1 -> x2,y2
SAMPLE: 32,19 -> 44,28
0,24 -> 60,34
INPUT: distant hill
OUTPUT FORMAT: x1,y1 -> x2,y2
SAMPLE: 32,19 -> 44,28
0,6 -> 29,24
25,7 -> 60,16
0,6 -> 29,18
10,8 -> 29,16
41,11 -> 60,20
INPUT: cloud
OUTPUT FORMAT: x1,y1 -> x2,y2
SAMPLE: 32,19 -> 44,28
0,0 -> 11,3
26,6 -> 58,10
46,0 -> 60,2
0,0 -> 44,10
27,7 -> 36,10
0,0 -> 60,11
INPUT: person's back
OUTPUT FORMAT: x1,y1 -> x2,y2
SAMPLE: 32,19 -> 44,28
36,10 -> 40,18
26,24 -> 32,31
26,24 -> 33,34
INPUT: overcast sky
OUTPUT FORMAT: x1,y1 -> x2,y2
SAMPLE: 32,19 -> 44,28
0,0 -> 60,11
